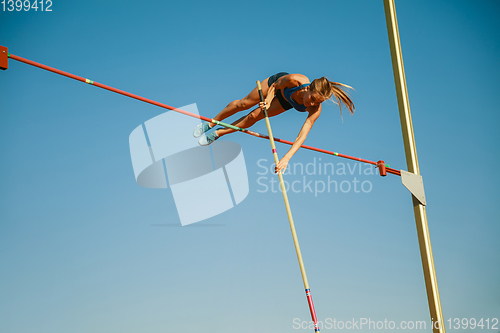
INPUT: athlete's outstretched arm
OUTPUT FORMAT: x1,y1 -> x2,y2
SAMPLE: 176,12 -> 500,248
275,106 -> 322,173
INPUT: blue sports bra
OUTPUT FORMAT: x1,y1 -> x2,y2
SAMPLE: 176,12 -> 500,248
283,84 -> 309,112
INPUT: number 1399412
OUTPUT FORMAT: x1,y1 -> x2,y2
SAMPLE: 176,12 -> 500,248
2,0 -> 52,11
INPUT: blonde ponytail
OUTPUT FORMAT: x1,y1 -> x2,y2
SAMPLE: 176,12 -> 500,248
310,77 -> 355,119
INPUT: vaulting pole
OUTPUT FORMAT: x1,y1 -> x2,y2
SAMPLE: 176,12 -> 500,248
256,81 -> 320,332
383,1 -> 446,332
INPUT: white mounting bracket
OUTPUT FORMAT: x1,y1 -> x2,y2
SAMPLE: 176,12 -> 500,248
400,170 -> 426,206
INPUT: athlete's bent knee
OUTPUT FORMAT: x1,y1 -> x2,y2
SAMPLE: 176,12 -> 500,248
249,109 -> 264,122
236,100 -> 248,109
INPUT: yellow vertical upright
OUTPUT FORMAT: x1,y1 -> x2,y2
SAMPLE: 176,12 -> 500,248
383,1 -> 446,332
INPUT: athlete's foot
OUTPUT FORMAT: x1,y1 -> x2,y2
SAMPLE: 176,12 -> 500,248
193,121 -> 214,138
198,131 -> 219,146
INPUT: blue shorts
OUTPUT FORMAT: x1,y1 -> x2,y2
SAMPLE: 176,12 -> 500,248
267,72 -> 293,111
267,72 -> 289,86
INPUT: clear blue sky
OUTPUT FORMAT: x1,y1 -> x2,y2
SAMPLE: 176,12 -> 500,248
1,1 -> 499,332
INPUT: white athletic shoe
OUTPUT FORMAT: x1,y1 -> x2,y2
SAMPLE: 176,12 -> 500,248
193,122 -> 213,138
198,131 -> 219,146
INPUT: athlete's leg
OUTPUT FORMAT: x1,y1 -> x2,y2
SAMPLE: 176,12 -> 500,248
209,77 -> 271,127
215,97 -> 287,137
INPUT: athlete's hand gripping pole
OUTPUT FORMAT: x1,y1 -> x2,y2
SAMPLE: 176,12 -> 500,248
257,81 -> 320,332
